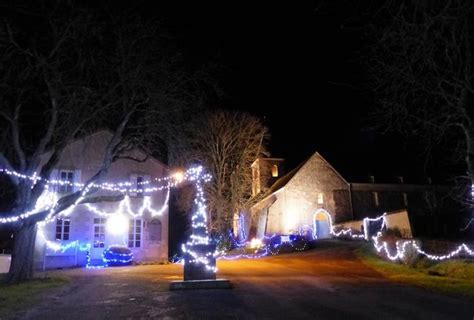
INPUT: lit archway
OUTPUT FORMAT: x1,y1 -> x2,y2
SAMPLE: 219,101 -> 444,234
313,209 -> 332,239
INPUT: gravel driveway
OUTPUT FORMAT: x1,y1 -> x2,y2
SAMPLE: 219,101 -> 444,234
9,241 -> 473,319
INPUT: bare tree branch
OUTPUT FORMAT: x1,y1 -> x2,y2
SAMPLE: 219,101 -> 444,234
113,154 -> 149,163
368,0 -> 474,193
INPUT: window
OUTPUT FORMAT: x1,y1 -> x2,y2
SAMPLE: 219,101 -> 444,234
130,174 -> 148,197
128,219 -> 142,248
58,170 -> 74,193
137,176 -> 144,196
148,219 -> 162,241
271,165 -> 279,177
55,218 -> 70,240
317,193 -> 324,204
93,218 -> 106,248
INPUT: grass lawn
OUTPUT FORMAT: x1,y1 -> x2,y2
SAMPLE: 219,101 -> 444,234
356,244 -> 474,300
0,275 -> 68,317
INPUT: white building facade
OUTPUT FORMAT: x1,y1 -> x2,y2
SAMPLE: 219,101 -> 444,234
34,131 -> 169,269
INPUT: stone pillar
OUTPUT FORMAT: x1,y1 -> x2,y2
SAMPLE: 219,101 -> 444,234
184,243 -> 216,281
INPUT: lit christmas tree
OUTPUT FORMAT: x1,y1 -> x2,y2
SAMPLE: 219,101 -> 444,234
181,167 -> 217,280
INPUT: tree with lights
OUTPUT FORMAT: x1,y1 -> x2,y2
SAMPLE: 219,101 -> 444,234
368,0 -> 474,228
169,110 -> 269,237
0,3 -> 206,283
181,167 -> 217,280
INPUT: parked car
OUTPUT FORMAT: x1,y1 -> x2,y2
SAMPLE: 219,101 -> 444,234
102,245 -> 133,266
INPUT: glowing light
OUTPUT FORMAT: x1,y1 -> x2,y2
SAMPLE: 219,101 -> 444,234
102,245 -> 133,265
106,215 -> 128,235
181,166 -> 218,273
372,232 -> 474,261
0,166 -> 186,225
173,171 -> 184,184
250,238 -> 263,249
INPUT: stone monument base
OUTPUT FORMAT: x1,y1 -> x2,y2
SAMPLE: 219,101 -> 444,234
170,279 -> 231,290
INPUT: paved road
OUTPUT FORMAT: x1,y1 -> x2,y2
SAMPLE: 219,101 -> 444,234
11,241 -> 473,319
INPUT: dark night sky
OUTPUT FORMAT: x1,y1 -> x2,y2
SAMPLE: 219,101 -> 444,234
140,1 -> 436,183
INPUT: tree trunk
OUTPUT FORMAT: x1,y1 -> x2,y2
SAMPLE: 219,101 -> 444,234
466,133 -> 474,236
6,222 -> 38,284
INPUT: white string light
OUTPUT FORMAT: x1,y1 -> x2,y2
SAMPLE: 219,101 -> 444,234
1,166 -> 215,272
181,166 -> 218,273
223,211 -> 473,263
0,166 -> 185,224
372,232 -> 474,261
0,168 -> 172,195
6,167 -> 472,266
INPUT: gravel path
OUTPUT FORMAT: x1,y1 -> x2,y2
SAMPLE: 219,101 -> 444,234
9,241 -> 473,319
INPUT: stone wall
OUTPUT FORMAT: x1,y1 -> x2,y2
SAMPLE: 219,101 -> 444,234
284,152 -> 351,226
334,210 -> 413,239
258,152 -> 353,236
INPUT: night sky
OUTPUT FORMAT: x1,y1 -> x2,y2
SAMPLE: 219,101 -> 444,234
140,1 -> 437,183
0,1 -> 464,253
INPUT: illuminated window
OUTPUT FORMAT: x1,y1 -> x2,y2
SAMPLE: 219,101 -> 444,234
317,193 -> 324,204
128,219 -> 142,248
272,165 -> 279,177
55,218 -> 70,240
58,170 -> 74,193
93,218 -> 106,248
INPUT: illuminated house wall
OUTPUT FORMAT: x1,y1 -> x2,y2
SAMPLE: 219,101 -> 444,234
250,152 -> 351,238
247,151 -> 458,239
33,131 -> 169,269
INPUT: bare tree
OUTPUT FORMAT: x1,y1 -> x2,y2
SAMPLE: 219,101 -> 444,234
171,110 -> 269,234
368,0 -> 474,211
0,3 -> 200,283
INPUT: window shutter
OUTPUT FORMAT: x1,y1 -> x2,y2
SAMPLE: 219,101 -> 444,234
73,169 -> 82,192
130,174 -> 138,197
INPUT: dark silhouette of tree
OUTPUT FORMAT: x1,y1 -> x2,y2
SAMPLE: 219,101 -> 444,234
368,0 -> 474,213
0,2 -> 204,283
169,110 -> 269,234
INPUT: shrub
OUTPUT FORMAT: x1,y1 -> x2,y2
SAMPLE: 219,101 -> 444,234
214,233 -> 234,253
397,240 -> 421,267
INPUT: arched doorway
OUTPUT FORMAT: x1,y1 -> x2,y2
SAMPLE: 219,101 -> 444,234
313,210 -> 332,239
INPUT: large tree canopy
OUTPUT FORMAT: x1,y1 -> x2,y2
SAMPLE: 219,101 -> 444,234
368,0 -> 474,210
0,2 -> 207,283
169,110 -> 269,235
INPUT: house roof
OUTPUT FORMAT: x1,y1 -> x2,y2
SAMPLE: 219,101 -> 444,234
267,161 -> 305,194
253,158 -> 308,205
253,151 -> 348,205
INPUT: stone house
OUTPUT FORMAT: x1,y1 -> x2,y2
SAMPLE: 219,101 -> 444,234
34,131 -> 169,269
242,151 -> 451,240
